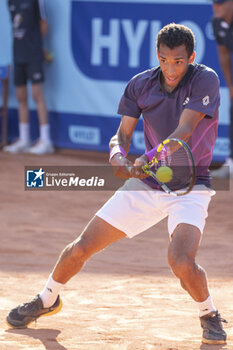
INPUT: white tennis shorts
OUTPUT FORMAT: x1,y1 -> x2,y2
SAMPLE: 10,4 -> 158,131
96,178 -> 215,238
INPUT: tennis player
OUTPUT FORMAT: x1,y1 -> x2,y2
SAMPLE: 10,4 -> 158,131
6,23 -> 227,345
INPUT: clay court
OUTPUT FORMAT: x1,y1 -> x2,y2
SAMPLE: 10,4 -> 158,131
0,149 -> 233,350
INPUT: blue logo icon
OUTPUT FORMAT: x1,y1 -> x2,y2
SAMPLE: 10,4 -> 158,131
26,168 -> 45,188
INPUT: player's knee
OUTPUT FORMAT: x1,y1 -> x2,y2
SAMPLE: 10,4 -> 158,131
32,91 -> 42,104
168,253 -> 194,279
16,91 -> 27,104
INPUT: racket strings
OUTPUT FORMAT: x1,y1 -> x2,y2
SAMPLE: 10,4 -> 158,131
157,143 -> 193,190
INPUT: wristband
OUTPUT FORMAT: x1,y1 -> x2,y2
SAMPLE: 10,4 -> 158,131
144,144 -> 168,162
109,145 -> 127,162
144,145 -> 158,162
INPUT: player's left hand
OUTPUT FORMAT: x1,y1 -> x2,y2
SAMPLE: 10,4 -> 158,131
110,153 -> 134,179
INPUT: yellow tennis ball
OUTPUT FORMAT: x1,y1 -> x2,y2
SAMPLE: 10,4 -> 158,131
156,166 -> 173,183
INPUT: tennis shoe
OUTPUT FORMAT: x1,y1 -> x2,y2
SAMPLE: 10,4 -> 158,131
200,310 -> 227,345
3,139 -> 30,154
29,140 -> 54,155
6,294 -> 62,328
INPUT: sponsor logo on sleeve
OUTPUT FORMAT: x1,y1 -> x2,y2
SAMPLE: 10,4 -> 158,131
202,95 -> 210,106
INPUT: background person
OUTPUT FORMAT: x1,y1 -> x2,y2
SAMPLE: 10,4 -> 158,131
211,0 -> 233,178
4,0 -> 54,155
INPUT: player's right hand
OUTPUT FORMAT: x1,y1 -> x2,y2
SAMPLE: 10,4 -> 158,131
130,155 -> 150,179
110,153 -> 133,179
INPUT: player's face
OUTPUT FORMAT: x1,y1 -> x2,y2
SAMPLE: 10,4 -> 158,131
212,1 -> 233,21
157,44 -> 195,93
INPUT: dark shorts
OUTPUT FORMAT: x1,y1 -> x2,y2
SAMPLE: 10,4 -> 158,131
14,61 -> 44,86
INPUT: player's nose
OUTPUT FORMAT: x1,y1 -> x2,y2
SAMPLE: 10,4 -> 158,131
166,65 -> 176,75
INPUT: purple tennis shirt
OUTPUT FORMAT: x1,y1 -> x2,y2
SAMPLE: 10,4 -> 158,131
117,63 -> 220,188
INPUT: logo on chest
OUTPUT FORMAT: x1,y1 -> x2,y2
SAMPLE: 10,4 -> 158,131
183,97 -> 190,106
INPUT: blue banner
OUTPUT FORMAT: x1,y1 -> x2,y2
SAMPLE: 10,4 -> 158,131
71,1 -> 225,85
1,0 -> 231,162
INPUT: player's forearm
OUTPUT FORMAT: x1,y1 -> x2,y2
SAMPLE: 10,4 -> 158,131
109,133 -> 131,154
167,124 -> 193,144
167,109 -> 205,144
143,124 -> 193,161
109,133 -> 133,180
109,115 -> 138,157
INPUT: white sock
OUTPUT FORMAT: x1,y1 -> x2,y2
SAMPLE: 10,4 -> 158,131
39,124 -> 51,143
40,274 -> 63,308
197,295 -> 216,317
19,123 -> 30,143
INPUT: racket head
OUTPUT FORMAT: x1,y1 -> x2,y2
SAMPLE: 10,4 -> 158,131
142,138 -> 196,196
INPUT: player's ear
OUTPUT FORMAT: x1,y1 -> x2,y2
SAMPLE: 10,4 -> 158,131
188,51 -> 195,64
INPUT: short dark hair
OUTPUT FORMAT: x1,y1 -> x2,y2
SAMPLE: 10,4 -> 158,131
156,23 -> 195,57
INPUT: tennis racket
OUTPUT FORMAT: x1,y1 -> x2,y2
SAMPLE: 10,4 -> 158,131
142,138 -> 196,196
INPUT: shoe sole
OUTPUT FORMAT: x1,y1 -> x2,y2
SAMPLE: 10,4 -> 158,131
6,298 -> 63,329
202,337 -> 226,345
3,147 -> 30,154
29,150 -> 54,155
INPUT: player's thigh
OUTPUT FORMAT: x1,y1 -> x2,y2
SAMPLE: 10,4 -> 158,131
76,216 -> 126,259
28,61 -> 44,85
14,63 -> 27,87
167,188 -> 212,237
31,82 -> 44,102
16,85 -> 28,103
97,178 -> 168,238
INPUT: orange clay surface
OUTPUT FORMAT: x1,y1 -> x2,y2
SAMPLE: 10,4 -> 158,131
0,149 -> 233,350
